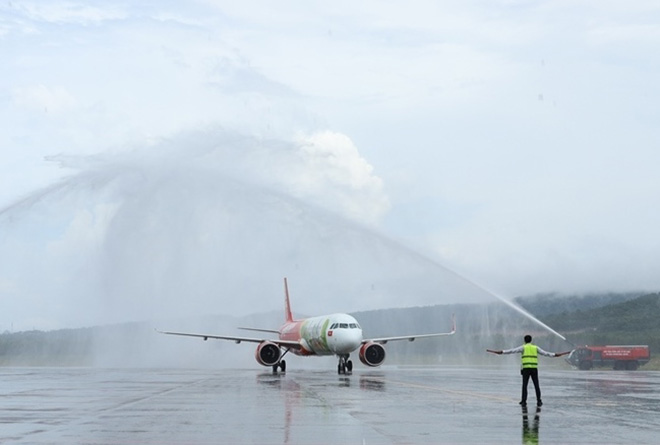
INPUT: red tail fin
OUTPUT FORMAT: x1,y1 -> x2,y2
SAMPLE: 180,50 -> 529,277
284,277 -> 293,323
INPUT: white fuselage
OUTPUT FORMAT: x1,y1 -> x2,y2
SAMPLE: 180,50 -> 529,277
280,313 -> 363,356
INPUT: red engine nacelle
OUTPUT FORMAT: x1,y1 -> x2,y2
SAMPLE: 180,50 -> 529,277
359,342 -> 386,367
255,341 -> 281,366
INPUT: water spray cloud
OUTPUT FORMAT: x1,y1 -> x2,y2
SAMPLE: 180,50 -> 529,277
0,127 -> 567,344
0,128 -> 489,330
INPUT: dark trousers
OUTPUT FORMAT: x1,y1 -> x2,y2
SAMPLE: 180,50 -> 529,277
521,368 -> 541,402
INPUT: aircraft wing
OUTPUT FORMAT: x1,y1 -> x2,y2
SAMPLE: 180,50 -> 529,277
238,327 -> 281,334
363,314 -> 456,344
155,329 -> 303,349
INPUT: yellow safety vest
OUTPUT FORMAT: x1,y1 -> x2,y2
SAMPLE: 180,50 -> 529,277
522,344 -> 539,369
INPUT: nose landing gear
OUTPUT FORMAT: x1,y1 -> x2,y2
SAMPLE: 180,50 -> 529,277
337,355 -> 353,375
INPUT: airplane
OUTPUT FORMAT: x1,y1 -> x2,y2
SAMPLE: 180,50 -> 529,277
158,278 -> 456,374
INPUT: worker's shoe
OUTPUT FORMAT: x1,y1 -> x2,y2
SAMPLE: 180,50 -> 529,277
537,400 -> 543,407
519,401 -> 527,406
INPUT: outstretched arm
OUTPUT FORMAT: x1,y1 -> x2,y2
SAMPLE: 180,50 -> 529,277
486,349 -> 503,355
537,346 -> 572,357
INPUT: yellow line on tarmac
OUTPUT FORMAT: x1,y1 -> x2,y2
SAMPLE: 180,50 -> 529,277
378,378 -> 513,403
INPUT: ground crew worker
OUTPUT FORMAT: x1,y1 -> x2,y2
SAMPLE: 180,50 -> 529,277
487,335 -> 570,407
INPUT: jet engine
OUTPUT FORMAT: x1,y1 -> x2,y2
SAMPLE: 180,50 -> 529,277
359,342 -> 386,367
255,341 -> 281,366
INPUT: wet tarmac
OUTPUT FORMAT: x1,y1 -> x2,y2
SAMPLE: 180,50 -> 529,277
1,366 -> 659,444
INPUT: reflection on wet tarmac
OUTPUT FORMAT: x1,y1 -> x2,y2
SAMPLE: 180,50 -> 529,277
521,406 -> 540,445
2,367 -> 660,444
359,374 -> 386,391
338,376 -> 351,388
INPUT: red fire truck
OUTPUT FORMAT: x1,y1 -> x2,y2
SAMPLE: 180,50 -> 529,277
566,345 -> 650,370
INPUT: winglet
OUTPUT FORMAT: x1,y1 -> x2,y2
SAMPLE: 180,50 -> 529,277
450,313 -> 456,334
284,277 -> 294,323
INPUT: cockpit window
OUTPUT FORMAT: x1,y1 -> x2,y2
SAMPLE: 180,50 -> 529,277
330,321 -> 361,330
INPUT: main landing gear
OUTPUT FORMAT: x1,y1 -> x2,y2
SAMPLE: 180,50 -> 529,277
337,355 -> 353,375
272,349 -> 290,374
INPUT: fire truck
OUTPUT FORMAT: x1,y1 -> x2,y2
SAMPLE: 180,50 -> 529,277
566,345 -> 650,370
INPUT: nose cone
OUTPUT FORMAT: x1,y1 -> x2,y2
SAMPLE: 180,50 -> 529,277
331,328 -> 363,354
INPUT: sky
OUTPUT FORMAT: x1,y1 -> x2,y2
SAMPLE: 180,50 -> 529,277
1,1 -> 660,331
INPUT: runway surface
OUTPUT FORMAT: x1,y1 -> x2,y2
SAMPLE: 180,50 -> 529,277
1,365 -> 659,444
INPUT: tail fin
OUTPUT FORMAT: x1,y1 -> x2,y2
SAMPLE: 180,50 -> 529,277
284,277 -> 294,323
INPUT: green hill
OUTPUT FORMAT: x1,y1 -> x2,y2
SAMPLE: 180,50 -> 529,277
533,293 -> 660,352
540,293 -> 660,332
514,292 -> 644,317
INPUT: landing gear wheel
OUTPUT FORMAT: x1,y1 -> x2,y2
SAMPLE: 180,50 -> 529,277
337,355 -> 352,375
